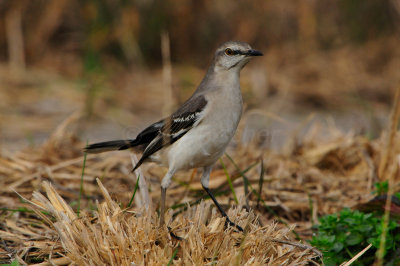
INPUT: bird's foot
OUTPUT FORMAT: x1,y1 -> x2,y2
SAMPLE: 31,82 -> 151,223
224,217 -> 243,232
168,226 -> 184,240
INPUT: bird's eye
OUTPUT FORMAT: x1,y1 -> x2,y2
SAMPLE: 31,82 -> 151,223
225,48 -> 234,56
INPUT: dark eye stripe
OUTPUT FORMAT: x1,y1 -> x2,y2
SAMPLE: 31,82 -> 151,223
225,48 -> 241,56
230,50 -> 247,55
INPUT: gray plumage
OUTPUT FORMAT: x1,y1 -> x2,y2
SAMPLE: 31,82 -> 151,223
85,41 -> 263,231
85,95 -> 207,170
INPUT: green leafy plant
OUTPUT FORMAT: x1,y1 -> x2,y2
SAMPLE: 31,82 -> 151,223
310,208 -> 400,265
1,259 -> 20,266
374,180 -> 389,196
373,180 -> 400,201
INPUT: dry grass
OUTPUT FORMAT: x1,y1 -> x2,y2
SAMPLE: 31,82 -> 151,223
1,107 -> 400,264
22,180 -> 319,265
1,39 -> 400,264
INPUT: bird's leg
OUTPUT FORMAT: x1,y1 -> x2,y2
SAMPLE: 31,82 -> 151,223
160,169 -> 183,240
201,166 -> 243,232
160,187 -> 167,227
160,186 -> 182,240
202,186 -> 243,232
159,169 -> 175,227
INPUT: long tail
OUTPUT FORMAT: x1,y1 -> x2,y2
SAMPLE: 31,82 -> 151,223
84,139 -> 139,154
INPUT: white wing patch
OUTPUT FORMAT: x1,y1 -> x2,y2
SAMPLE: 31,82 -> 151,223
173,113 -> 198,123
132,95 -> 207,170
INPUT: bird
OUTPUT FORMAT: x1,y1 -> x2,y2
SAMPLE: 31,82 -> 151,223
85,41 -> 263,231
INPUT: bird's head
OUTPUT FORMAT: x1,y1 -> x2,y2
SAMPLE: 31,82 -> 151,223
213,41 -> 263,72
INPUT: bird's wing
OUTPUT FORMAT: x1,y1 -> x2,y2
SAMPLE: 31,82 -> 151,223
133,95 -> 207,170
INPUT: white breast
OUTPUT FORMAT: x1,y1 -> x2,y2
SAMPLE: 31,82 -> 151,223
166,79 -> 243,171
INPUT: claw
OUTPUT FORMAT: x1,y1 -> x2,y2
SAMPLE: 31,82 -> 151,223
224,217 -> 244,232
168,226 -> 184,240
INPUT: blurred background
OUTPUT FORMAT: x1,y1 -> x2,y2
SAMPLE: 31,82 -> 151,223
1,0 -> 400,152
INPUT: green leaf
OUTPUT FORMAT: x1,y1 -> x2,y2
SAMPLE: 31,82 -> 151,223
332,241 -> 344,252
10,260 -> 20,266
127,175 -> 140,208
1,260 -> 20,266
323,235 -> 336,244
324,255 -> 343,266
364,213 -> 373,219
395,192 -> 400,201
311,206 -> 400,264
343,217 -> 356,225
374,180 -> 389,195
346,233 -> 363,246
368,237 -> 380,248
336,232 -> 347,244
357,223 -> 373,233
167,245 -> 180,266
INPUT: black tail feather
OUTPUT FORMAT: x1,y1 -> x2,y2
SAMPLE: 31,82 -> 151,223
85,139 -> 138,154
85,119 -> 162,169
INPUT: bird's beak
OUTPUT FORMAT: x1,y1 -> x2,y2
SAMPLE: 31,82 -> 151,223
246,49 -> 263,56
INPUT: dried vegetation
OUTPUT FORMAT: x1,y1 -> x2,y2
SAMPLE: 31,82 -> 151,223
1,99 -> 400,264
1,1 -> 400,264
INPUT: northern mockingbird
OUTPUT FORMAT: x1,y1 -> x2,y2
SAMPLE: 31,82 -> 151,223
85,41 -> 263,231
